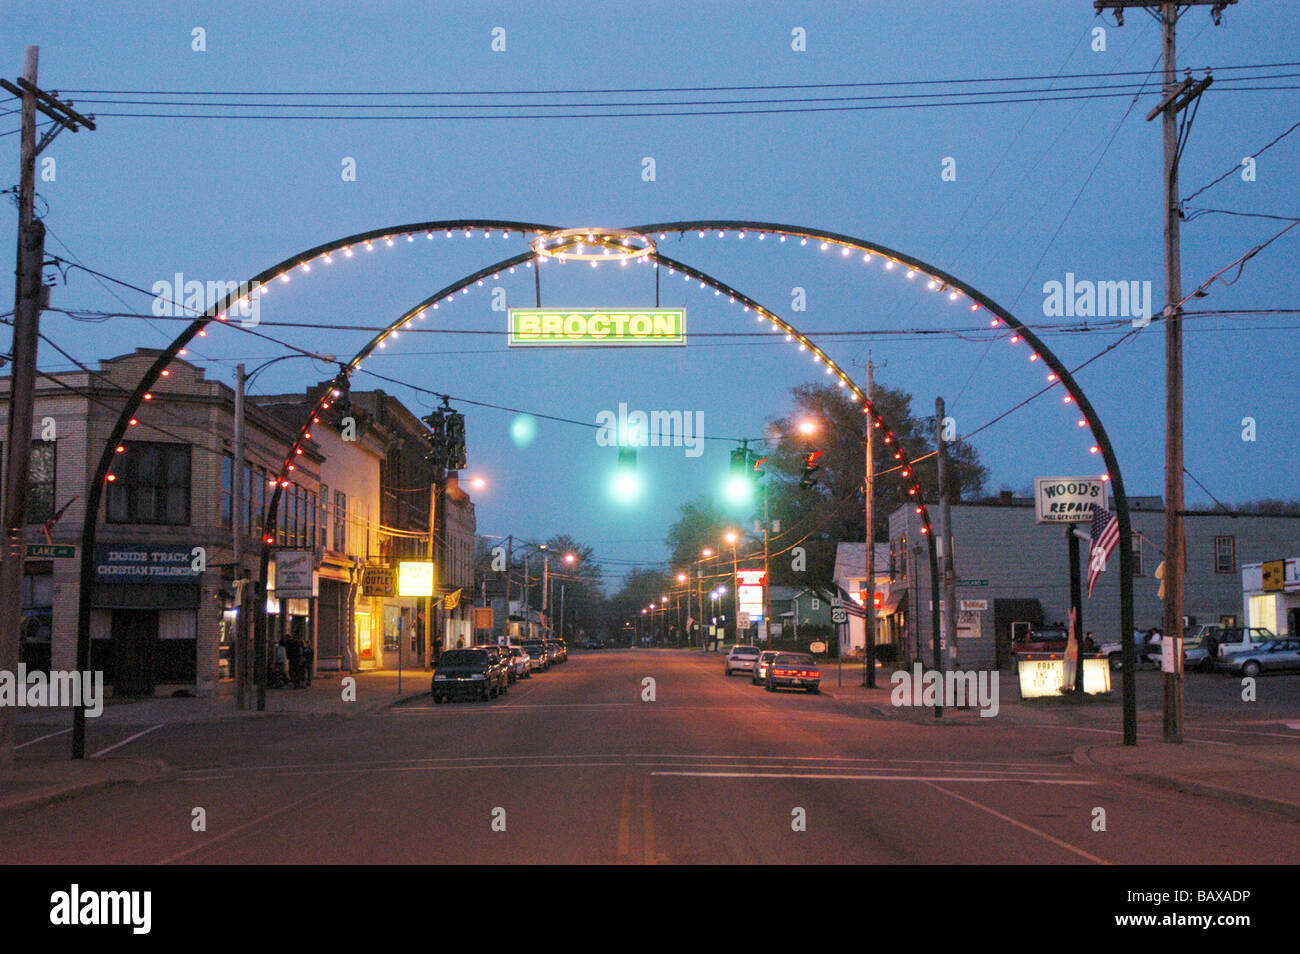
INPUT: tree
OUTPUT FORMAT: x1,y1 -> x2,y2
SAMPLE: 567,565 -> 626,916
667,381 -> 990,589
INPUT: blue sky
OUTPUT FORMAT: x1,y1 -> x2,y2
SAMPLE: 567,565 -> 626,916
4,1 -> 1298,588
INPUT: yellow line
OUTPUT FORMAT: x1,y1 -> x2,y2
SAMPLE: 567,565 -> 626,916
642,774 -> 656,865
616,772 -> 633,864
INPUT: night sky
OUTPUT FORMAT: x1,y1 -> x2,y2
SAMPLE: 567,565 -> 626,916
4,1 -> 1297,588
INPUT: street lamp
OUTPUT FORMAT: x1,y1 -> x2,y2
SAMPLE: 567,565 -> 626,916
238,350 -> 339,711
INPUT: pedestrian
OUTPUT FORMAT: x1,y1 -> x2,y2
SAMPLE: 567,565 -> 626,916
1084,631 -> 1098,653
281,634 -> 304,689
302,637 -> 314,687
1204,630 -> 1219,660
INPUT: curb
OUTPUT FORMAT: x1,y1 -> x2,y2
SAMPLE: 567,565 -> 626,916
0,758 -> 171,820
1071,743 -> 1300,822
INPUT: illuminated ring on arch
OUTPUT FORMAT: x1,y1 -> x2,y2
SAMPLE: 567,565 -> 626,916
532,227 -> 655,262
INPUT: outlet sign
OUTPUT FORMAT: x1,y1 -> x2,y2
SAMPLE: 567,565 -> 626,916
508,309 -> 685,346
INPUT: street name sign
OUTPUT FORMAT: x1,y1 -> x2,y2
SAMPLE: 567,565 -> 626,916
508,308 -> 685,347
27,544 -> 75,559
1033,476 -> 1108,524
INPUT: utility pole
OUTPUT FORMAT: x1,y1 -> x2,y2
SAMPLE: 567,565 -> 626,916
935,397 -> 959,675
863,360 -> 877,687
233,365 -> 247,709
1095,0 -> 1231,743
1,48 -> 95,766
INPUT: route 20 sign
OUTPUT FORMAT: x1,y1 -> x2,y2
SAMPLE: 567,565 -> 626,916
1033,476 -> 1108,524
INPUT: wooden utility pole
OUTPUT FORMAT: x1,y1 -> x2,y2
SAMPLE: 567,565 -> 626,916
1,48 -> 95,766
233,365 -> 247,708
863,361 -> 877,686
1095,0 -> 1231,743
935,398 -> 959,674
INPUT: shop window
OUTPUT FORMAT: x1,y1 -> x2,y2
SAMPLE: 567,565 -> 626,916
107,442 -> 191,525
26,440 -> 56,524
1215,536 -> 1236,574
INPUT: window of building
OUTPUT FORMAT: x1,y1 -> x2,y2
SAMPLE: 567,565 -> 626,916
1215,536 -> 1236,574
243,463 -> 253,535
899,534 -> 908,580
1131,534 -> 1144,576
319,485 -> 329,549
220,454 -> 233,528
26,440 -> 56,525
107,442 -> 191,525
257,468 -> 268,534
334,490 -> 347,552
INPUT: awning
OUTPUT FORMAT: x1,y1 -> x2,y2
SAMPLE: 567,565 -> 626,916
879,589 -> 906,616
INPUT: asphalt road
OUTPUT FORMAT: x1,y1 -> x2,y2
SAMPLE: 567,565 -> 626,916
2,649 -> 1296,864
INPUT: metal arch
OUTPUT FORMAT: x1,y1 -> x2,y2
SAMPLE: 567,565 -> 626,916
72,220 -> 560,757
74,217 -> 1137,754
247,245 -> 948,711
652,251 -> 947,694
636,220 -> 1137,742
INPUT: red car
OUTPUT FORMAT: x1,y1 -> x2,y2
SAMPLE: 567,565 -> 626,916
765,652 -> 821,693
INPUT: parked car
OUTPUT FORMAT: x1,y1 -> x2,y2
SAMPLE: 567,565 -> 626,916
552,639 -> 568,662
752,650 -> 779,685
1215,626 -> 1278,656
582,637 -> 605,649
522,639 -> 550,672
504,644 -> 532,680
725,645 -> 761,676
1011,624 -> 1070,655
765,652 -> 821,693
541,639 -> 561,665
431,648 -> 508,702
1218,637 -> 1300,677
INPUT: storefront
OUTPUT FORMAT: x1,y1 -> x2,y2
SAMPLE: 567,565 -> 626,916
91,543 -> 201,696
1243,558 -> 1300,636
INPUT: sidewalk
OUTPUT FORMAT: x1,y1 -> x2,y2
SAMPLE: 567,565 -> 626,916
1075,741 -> 1300,821
1,670 -> 429,818
13,668 -> 430,727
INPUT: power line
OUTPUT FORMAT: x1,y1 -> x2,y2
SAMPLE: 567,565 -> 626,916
56,61 -> 1300,97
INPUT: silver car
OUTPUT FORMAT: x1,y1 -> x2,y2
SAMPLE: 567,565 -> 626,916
1219,637 -> 1300,677
724,645 -> 761,676
752,649 -> 779,685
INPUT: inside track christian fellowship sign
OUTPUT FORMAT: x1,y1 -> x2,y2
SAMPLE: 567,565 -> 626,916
1033,476 -> 1108,524
508,308 -> 685,346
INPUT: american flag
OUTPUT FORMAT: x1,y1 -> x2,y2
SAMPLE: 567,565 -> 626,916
41,494 -> 78,545
1086,503 -> 1119,597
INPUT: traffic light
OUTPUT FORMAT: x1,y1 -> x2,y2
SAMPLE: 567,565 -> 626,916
799,450 -> 821,490
421,408 -> 448,477
445,411 -> 467,471
611,445 -> 640,502
726,446 -> 754,504
750,453 -> 766,479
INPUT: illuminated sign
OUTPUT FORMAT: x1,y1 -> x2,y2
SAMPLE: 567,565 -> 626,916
398,561 -> 435,598
737,569 -> 766,620
508,309 -> 685,347
1016,656 -> 1111,697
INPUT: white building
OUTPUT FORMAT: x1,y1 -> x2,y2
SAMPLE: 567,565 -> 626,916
1242,557 -> 1300,636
